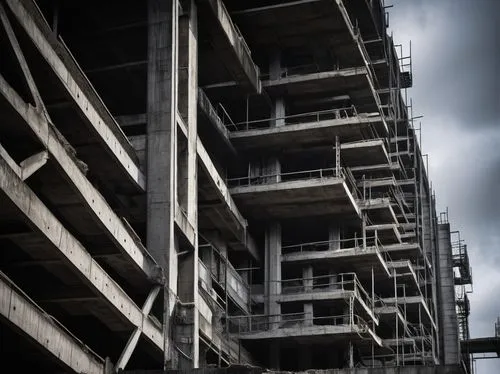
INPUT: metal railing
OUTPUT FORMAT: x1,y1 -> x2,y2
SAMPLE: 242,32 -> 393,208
199,243 -> 250,311
260,63 -> 324,81
230,106 -> 358,131
227,166 -> 344,188
263,273 -> 374,313
0,271 -> 105,364
227,312 -> 370,335
281,234 -> 381,254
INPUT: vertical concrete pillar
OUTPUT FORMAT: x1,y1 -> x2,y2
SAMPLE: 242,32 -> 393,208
269,49 -> 285,127
147,0 -> 178,367
329,223 -> 341,250
437,223 -> 460,365
175,1 -> 199,368
249,157 -> 281,183
178,0 -> 198,224
328,223 -> 340,290
303,265 -> 313,326
265,222 -> 281,325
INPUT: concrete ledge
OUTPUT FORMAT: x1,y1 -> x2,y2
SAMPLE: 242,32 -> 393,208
7,0 -> 145,191
199,0 -> 261,93
0,74 -> 158,283
0,156 -> 164,352
0,271 -> 105,374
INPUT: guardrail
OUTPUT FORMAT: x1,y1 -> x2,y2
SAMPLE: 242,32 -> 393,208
227,312 -> 370,335
227,167 -> 344,188
273,272 -> 373,311
282,234 -> 380,254
199,243 -> 250,311
230,106 -> 358,131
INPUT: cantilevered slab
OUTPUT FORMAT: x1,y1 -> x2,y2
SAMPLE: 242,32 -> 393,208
366,224 -> 401,244
388,261 -> 419,289
0,272 -> 105,374
198,0 -> 261,93
281,246 -> 390,280
360,198 -> 398,224
343,0 -> 384,40
374,305 -> 407,329
381,242 -> 430,267
381,296 -> 436,330
237,324 -> 382,347
230,0 -> 363,66
263,67 -> 373,106
351,162 -> 394,177
230,119 -> 388,151
0,75 -> 158,285
339,139 -> 389,167
278,289 -> 378,325
0,156 -> 164,352
230,178 -> 361,219
6,0 -> 145,193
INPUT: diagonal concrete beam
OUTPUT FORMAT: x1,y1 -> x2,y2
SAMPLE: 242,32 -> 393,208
6,0 -> 145,191
0,271 -> 106,374
0,2 -> 48,118
0,153 -> 164,352
116,286 -> 161,371
0,73 -> 159,283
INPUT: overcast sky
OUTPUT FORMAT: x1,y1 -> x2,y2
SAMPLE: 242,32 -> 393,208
389,0 -> 500,372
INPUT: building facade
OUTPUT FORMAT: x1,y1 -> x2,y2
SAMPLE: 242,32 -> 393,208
0,0 -> 472,373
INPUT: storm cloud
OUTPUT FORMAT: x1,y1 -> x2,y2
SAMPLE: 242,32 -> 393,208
390,0 -> 500,372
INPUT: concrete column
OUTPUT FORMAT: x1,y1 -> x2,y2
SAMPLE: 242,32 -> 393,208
437,223 -> 460,365
147,0 -> 179,367
303,265 -> 313,292
329,271 -> 338,290
303,265 -> 313,327
250,157 -> 281,183
265,222 -> 281,325
329,223 -> 341,250
176,1 -> 199,367
178,0 -> 198,224
269,49 -> 285,127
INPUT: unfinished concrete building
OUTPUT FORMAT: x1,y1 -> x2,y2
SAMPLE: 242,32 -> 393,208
0,0 -> 473,373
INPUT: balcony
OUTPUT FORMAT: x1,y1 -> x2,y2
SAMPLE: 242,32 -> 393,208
228,167 -> 361,219
281,236 -> 390,281
229,107 -> 387,151
228,311 -> 381,346
198,0 -> 261,93
277,273 -> 377,321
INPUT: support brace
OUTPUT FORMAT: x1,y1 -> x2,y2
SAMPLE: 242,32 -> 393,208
116,286 -> 161,370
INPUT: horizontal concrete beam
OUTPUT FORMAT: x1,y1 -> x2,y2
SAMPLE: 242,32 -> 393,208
6,0 -> 145,191
0,154 -> 164,351
0,271 -> 105,374
0,73 -> 159,283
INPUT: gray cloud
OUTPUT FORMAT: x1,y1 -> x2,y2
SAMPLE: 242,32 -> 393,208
389,1 -> 500,372
391,0 -> 500,128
